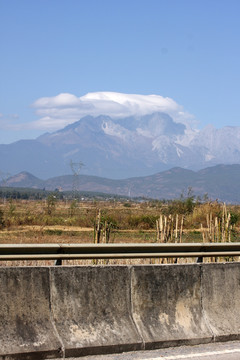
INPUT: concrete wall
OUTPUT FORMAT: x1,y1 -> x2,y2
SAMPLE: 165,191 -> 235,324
131,264 -> 212,349
0,263 -> 240,359
0,267 -> 62,359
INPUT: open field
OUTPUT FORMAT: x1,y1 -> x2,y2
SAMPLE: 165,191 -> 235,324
0,225 -> 211,244
0,197 -> 240,265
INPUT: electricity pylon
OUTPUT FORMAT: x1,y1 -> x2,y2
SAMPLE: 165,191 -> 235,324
0,171 -> 11,187
70,160 -> 84,199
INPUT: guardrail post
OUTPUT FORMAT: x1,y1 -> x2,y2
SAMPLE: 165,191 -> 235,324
54,259 -> 62,266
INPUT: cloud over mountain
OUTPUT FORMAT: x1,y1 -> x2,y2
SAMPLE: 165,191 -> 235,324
31,92 -> 195,131
3,91 -> 240,181
1,109 -> 240,180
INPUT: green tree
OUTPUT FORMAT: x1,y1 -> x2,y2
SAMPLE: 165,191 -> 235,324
46,194 -> 56,215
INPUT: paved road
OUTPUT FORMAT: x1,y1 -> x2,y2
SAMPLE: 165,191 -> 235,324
59,341 -> 240,360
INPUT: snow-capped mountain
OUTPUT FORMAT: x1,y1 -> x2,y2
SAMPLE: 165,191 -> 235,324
1,111 -> 240,179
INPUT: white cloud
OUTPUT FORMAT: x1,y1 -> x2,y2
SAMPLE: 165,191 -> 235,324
29,91 -> 195,131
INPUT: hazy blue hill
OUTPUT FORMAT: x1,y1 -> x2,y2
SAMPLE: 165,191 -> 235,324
2,164 -> 240,203
3,171 -> 45,189
0,140 -> 67,179
195,164 -> 240,203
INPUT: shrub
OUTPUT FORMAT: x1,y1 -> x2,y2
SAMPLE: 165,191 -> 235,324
230,211 -> 240,226
128,214 -> 158,229
0,209 -> 5,229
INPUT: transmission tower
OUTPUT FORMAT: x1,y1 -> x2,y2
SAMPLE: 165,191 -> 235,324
0,171 -> 11,204
0,171 -> 11,186
70,160 -> 84,199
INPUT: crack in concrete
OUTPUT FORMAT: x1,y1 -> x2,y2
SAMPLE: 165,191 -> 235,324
199,264 -> 215,342
129,266 -> 145,351
49,267 -> 65,359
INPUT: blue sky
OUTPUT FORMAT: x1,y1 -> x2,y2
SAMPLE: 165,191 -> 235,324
1,0 -> 240,143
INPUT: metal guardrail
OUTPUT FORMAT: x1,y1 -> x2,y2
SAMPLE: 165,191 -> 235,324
0,243 -> 240,263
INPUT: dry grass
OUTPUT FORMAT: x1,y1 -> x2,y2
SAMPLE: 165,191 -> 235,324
0,198 -> 240,266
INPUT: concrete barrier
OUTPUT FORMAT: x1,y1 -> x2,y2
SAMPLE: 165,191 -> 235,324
50,266 -> 142,357
131,265 -> 212,349
0,267 -> 62,360
1,263 -> 240,359
202,262 -> 240,342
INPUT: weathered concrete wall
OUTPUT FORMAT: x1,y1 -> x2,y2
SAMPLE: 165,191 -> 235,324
202,263 -> 240,341
131,265 -> 212,349
50,266 -> 142,357
1,263 -> 240,359
0,267 -> 62,359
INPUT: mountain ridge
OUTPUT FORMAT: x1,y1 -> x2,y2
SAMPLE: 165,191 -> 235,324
2,164 -> 240,203
1,112 -> 240,179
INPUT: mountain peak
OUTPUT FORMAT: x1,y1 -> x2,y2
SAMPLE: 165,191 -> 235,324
1,111 -> 240,179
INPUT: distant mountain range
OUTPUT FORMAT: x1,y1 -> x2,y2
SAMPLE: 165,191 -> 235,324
1,112 -> 240,179
2,164 -> 240,203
